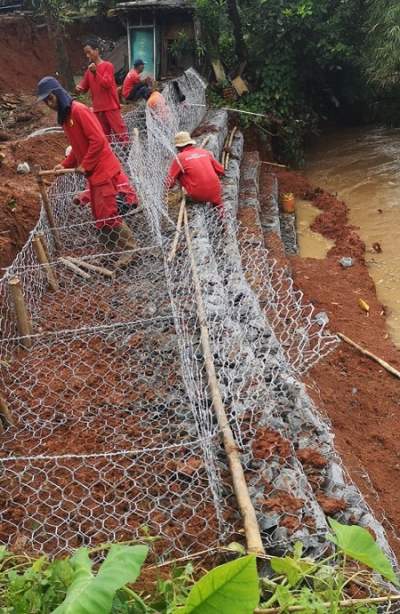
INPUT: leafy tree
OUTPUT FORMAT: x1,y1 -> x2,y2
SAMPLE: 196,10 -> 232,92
363,0 -> 400,88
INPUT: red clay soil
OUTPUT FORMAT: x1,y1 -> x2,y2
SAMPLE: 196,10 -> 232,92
0,131 -> 66,269
261,165 -> 400,559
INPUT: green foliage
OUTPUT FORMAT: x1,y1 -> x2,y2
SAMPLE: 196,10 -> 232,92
0,522 -> 397,613
363,0 -> 400,88
53,544 -> 148,614
328,518 -> 399,585
180,555 -> 259,614
196,0 -> 366,164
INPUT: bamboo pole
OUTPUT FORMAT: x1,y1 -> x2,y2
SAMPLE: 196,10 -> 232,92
338,332 -> 400,380
8,277 -> 33,349
66,256 -> 115,279
35,173 -> 62,252
58,257 -> 91,280
36,231 -> 51,261
32,236 -> 59,292
260,160 -> 288,168
224,126 -> 238,170
254,594 -> 400,613
183,206 -> 265,555
38,168 -> 78,177
0,393 -> 14,427
167,194 -> 186,263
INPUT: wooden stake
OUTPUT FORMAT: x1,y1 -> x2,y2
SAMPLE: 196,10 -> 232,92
35,231 -> 51,261
224,126 -> 238,170
0,393 -> 14,427
35,173 -> 62,252
8,277 -> 33,349
67,256 -> 115,279
32,236 -> 59,292
183,207 -> 265,555
58,257 -> 91,280
338,332 -> 400,379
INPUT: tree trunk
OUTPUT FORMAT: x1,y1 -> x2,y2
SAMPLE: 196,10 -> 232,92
53,25 -> 75,92
226,0 -> 248,65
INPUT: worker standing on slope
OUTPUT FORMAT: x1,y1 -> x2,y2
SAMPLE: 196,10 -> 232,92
167,131 -> 225,218
76,38 -> 129,144
122,59 -> 152,102
37,76 -> 138,267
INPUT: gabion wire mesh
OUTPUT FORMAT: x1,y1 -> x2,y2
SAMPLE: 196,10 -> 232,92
0,68 -> 398,603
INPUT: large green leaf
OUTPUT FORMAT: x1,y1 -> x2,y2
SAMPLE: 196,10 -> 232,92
271,556 -> 315,587
328,518 -> 398,585
52,544 -> 148,614
181,555 -> 259,614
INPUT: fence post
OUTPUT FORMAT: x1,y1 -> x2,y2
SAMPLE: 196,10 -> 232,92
32,236 -> 59,292
8,276 -> 33,349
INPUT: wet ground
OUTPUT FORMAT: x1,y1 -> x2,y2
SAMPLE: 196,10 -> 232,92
305,126 -> 400,345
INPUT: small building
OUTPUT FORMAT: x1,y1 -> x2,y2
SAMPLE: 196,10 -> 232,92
114,0 -> 198,79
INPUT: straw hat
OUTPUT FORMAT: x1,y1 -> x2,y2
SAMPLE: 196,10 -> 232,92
175,131 -> 196,148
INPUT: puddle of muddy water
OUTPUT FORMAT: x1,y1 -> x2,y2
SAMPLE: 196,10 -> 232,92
296,199 -> 334,259
305,126 -> 400,346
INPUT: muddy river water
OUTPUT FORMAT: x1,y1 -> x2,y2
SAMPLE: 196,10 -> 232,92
302,126 -> 400,346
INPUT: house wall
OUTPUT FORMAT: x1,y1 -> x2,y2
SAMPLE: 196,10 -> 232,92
126,10 -> 195,78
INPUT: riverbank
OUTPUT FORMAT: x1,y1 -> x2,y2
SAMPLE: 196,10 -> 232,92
265,165 -> 400,557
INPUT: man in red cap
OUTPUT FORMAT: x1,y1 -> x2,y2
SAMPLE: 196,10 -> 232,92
37,76 -> 138,267
76,38 -> 128,144
167,131 -> 225,217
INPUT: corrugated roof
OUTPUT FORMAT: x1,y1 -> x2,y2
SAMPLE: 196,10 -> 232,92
115,0 -> 193,11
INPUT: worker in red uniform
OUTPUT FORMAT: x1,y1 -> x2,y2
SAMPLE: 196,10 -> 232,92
146,83 -> 170,122
167,131 -> 225,218
76,38 -> 128,144
122,59 -> 152,102
37,76 -> 138,267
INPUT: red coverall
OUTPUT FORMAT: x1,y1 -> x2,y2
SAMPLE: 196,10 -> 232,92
122,69 -> 141,100
62,101 -> 137,228
78,61 -> 128,143
167,146 -> 225,215
147,91 -> 170,122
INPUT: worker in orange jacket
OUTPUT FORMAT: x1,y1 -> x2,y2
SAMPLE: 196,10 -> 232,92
167,131 -> 225,217
37,76 -> 138,267
76,38 -> 129,144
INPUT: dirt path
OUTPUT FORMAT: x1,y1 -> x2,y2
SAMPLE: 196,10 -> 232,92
261,166 -> 400,559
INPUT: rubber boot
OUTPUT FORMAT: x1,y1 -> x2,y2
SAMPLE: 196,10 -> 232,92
114,221 -> 138,268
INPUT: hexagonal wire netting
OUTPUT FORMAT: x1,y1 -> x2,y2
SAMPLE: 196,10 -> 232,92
0,69 -> 398,606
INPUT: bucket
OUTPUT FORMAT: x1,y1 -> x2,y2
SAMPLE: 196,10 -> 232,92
280,192 -> 296,214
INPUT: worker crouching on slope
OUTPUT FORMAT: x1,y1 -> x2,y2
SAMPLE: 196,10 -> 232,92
167,132 -> 225,219
37,76 -> 138,268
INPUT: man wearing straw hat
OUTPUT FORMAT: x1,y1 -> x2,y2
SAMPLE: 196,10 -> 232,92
36,76 -> 138,267
167,131 -> 225,218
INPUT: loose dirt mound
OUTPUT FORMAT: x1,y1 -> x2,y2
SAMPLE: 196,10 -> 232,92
0,132 -> 66,269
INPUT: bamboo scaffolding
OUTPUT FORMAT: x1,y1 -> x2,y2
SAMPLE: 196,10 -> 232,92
0,394 -> 14,427
8,277 -> 33,349
338,332 -> 400,379
32,236 -> 59,292
183,206 -> 265,555
66,257 -> 115,279
58,257 -> 91,280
